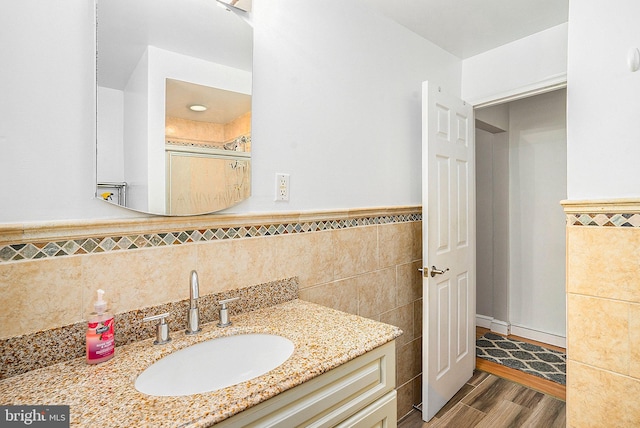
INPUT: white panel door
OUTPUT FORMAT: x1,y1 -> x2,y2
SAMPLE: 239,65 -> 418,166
421,81 -> 475,421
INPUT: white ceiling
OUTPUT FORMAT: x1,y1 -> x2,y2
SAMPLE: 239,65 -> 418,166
365,0 -> 569,59
165,79 -> 251,123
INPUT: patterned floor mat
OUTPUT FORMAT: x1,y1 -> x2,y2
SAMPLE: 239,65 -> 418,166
476,332 -> 566,385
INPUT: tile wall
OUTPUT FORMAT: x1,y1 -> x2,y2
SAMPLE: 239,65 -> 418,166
564,202 -> 640,427
165,111 -> 251,146
0,206 -> 423,419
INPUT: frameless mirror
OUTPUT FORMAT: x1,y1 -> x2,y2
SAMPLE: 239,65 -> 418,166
96,0 -> 253,215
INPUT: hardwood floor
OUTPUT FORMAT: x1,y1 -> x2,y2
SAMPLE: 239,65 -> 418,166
398,328 -> 566,427
398,371 -> 566,428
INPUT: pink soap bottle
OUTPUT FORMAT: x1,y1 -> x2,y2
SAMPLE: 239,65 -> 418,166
86,289 -> 115,364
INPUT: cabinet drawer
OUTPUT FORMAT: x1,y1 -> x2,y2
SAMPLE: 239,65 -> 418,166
217,341 -> 396,428
335,391 -> 397,428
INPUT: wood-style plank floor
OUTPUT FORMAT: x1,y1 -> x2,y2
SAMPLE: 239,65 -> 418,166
398,328 -> 566,427
398,371 -> 566,428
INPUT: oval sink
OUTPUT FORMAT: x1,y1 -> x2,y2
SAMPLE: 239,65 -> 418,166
135,333 -> 295,396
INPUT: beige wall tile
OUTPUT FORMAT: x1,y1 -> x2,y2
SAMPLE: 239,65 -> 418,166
196,237 -> 279,294
568,361 -> 640,428
630,303 -> 640,379
412,375 -> 422,409
1,221 -> 422,338
332,226 -> 378,280
272,231 -> 334,289
0,257 -> 83,338
567,294 -> 629,374
396,337 -> 422,386
397,260 -> 423,306
567,226 -> 640,303
224,111 -> 251,141
379,221 -> 422,268
396,379 -> 415,420
81,245 -> 198,316
414,299 -> 423,338
165,116 -> 225,144
298,279 -> 358,315
381,303 -> 413,347
357,268 -> 397,319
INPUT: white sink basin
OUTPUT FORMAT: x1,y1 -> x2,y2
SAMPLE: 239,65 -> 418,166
135,333 -> 295,396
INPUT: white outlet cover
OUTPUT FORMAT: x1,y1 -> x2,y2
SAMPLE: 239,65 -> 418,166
275,173 -> 290,202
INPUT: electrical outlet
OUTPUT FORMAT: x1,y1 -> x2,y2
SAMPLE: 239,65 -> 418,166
275,173 -> 290,201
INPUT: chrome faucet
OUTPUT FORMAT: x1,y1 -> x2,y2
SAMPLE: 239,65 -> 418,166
185,270 -> 201,334
143,312 -> 172,345
217,297 -> 240,327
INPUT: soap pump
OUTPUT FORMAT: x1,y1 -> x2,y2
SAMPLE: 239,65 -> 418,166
86,289 -> 115,364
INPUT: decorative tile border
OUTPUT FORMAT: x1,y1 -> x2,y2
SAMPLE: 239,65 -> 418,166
166,134 -> 251,151
0,213 -> 421,263
567,213 -> 640,227
0,277 -> 299,380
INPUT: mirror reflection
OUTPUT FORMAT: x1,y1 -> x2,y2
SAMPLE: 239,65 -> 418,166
96,0 -> 253,216
165,79 -> 251,215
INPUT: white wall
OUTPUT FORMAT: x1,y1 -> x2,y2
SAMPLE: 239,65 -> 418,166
567,0 -> 640,199
476,105 -> 509,132
462,23 -> 568,106
123,50 -> 150,212
96,87 -> 124,183
243,0 -> 461,213
475,105 -> 509,325
475,129 -> 496,318
476,92 -> 566,340
492,128 -> 510,326
0,0 -> 461,223
0,1 -> 119,222
508,89 -> 567,338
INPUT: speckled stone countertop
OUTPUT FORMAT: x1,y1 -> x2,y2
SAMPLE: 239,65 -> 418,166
0,300 -> 402,427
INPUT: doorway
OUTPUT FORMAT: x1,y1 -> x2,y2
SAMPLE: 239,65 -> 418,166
474,88 -> 567,348
420,84 -> 567,422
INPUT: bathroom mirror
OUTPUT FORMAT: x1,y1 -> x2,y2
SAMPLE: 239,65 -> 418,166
96,0 -> 253,215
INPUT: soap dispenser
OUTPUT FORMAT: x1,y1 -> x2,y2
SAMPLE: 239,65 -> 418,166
86,289 -> 115,364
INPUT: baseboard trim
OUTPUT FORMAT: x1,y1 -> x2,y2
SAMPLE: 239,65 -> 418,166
476,314 -> 492,329
475,315 -> 510,335
476,316 -> 566,348
510,324 -> 566,349
490,319 -> 510,336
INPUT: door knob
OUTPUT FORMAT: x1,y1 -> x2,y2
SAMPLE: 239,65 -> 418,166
430,266 -> 449,277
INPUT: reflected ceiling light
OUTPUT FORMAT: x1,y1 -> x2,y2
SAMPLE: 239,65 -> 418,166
189,104 -> 208,112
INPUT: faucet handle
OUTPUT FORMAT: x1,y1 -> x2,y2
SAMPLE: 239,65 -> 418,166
217,297 -> 240,327
218,297 -> 240,306
143,312 -> 172,345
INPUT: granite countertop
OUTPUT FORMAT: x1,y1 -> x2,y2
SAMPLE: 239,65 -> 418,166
0,300 -> 402,427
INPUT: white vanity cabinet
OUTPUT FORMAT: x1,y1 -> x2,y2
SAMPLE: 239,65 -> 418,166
217,340 -> 397,428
